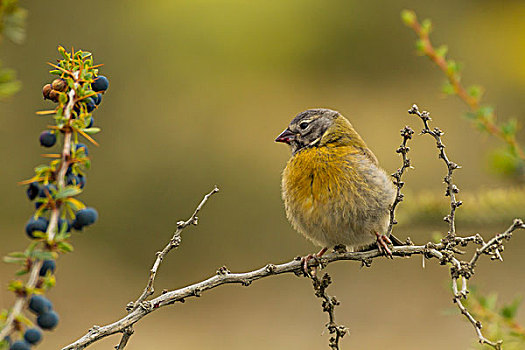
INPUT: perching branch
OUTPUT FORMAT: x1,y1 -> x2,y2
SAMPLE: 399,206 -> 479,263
61,222 -> 524,350
61,105 -> 525,350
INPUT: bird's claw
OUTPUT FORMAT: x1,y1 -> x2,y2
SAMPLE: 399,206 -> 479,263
301,254 -> 317,277
301,247 -> 328,277
375,233 -> 393,259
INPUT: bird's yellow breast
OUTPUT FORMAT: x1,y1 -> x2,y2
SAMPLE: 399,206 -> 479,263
282,145 -> 366,216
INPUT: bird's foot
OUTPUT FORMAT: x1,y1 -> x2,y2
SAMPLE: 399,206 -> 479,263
375,232 -> 393,259
301,247 -> 328,277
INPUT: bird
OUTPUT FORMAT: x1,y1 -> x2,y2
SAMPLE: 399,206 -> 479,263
275,108 -> 397,273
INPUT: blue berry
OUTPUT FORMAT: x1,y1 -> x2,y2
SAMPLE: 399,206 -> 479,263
10,340 -> 31,350
74,143 -> 88,156
75,207 -> 98,226
25,217 -> 48,239
37,311 -> 59,330
87,116 -> 94,128
23,328 -> 42,344
39,260 -> 56,277
39,131 -> 56,147
71,219 -> 83,232
93,93 -> 102,105
91,75 -> 109,92
28,295 -> 52,315
85,97 -> 96,113
26,182 -> 40,201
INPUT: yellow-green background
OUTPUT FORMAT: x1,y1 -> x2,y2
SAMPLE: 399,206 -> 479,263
1,1 -> 525,349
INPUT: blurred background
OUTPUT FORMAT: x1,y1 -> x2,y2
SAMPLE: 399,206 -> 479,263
1,0 -> 525,349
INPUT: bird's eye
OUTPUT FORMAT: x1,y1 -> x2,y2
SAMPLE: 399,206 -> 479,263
299,122 -> 309,130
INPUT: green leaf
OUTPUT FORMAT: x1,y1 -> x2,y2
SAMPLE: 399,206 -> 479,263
31,251 -> 56,260
477,105 -> 495,119
446,60 -> 462,76
57,241 -> 74,253
2,256 -> 25,264
415,39 -> 425,54
3,7 -> 27,45
59,92 -> 68,104
34,164 -> 51,173
55,186 -> 82,199
421,18 -> 432,34
7,252 -> 27,258
435,45 -> 448,58
31,230 -> 47,239
441,81 -> 455,95
501,118 -> 518,136
15,269 -> 29,276
479,293 -> 498,311
401,9 -> 416,26
467,85 -> 483,100
500,297 -> 522,320
82,127 -> 101,135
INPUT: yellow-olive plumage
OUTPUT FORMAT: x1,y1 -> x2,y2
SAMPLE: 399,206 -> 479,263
277,109 -> 395,251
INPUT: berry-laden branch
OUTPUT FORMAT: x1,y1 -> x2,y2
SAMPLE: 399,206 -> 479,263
401,10 -> 525,162
60,105 -> 524,350
0,46 -> 110,350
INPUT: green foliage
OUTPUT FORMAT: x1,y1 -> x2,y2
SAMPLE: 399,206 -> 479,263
402,9 -> 525,175
0,62 -> 20,97
0,0 -> 26,99
464,287 -> 525,349
488,148 -> 524,179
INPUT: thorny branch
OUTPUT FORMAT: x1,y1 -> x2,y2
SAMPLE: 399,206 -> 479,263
60,105 -> 525,350
115,186 -> 219,349
386,125 -> 414,238
409,104 -> 461,240
409,103 -> 516,349
61,220 -> 524,350
311,274 -> 348,350
0,72 -> 79,341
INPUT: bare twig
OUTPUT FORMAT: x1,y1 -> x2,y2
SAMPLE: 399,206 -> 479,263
386,126 -> 414,237
408,103 -> 521,349
0,73 -> 79,341
61,221 -> 524,350
115,186 -> 219,349
311,273 -> 348,350
409,104 -> 461,240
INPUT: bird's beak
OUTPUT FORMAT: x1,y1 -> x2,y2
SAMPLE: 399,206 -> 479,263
275,129 -> 295,144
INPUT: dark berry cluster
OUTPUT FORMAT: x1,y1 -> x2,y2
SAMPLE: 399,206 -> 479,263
5,295 -> 58,349
1,47 -> 108,348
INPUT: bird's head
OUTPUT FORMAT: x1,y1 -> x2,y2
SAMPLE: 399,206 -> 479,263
275,108 -> 359,154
